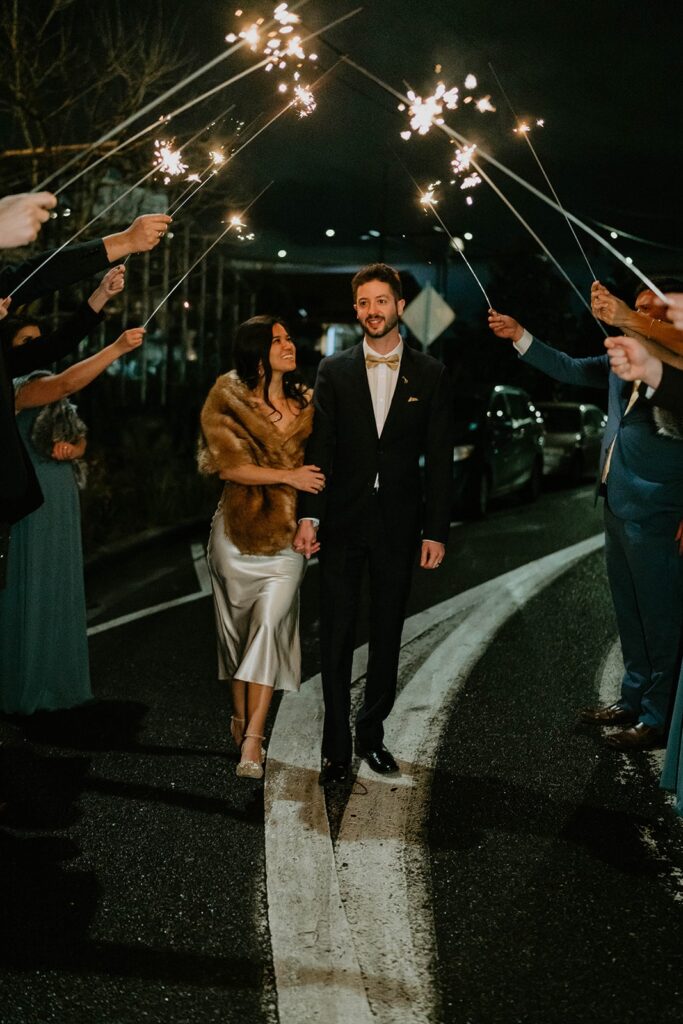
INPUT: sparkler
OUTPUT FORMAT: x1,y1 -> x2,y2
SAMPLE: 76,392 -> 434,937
340,55 -> 668,303
394,153 -> 492,307
143,181 -> 274,328
35,0 -> 314,192
34,4 -> 359,207
488,62 -> 600,285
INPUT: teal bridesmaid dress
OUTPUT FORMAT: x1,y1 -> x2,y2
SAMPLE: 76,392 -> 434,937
0,400 -> 92,714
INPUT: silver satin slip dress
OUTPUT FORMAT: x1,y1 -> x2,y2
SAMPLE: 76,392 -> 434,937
207,501 -> 307,692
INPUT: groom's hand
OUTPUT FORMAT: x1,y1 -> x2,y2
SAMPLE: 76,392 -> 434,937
420,540 -> 445,570
293,519 -> 319,559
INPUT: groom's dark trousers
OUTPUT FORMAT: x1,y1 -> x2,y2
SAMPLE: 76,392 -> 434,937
300,342 -> 453,763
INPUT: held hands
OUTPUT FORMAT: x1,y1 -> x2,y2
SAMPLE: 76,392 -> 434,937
487,310 -> 524,343
113,327 -> 145,355
287,464 -> 325,493
88,265 -> 126,312
292,519 -> 320,559
420,540 -> 445,570
0,192 -> 57,248
592,281 -> 629,326
604,335 -> 663,389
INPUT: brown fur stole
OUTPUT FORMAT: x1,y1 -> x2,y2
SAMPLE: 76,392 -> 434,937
198,370 -> 313,555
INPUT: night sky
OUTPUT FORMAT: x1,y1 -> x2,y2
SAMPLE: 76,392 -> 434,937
164,0 -> 682,269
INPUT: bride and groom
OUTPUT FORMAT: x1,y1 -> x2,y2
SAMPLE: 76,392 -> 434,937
199,261 -> 454,781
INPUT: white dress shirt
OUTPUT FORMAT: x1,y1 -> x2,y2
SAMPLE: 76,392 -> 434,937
363,337 -> 404,436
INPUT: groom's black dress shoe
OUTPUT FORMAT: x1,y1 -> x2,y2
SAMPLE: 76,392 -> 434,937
357,746 -> 399,775
318,760 -> 350,786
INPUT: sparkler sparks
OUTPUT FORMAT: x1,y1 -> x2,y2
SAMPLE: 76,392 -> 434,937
464,73 -> 477,90
404,81 -> 459,137
154,140 -> 188,183
475,95 -> 496,113
419,181 -> 440,207
292,83 -> 316,117
460,173 -> 482,190
451,143 -> 477,174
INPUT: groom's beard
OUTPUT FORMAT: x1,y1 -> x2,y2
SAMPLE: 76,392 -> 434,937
361,311 -> 399,339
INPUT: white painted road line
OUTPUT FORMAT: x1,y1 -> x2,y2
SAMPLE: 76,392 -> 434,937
266,533 -> 604,1024
87,589 -> 209,637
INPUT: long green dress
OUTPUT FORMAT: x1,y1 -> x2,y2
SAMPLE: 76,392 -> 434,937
661,673 -> 683,816
0,389 -> 92,714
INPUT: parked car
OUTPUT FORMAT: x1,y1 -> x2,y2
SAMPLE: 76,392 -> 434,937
451,385 -> 545,517
537,402 -> 607,483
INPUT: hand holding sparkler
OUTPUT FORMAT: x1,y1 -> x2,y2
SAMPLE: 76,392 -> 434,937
88,266 -> 126,313
488,310 -> 524,343
0,297 -> 11,319
112,327 -> 146,356
103,214 -> 172,262
604,335 -> 662,389
591,281 -> 630,327
0,192 -> 57,248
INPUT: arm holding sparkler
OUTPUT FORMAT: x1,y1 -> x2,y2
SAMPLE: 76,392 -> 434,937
604,335 -> 663,389
15,328 -> 145,410
0,192 -> 57,248
592,281 -> 683,356
0,213 -> 169,309
102,213 -> 172,263
8,266 -> 127,378
488,310 -> 609,388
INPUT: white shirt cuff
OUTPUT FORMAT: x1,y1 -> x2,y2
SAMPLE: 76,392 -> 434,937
644,385 -> 656,400
298,517 -> 320,528
514,329 -> 533,355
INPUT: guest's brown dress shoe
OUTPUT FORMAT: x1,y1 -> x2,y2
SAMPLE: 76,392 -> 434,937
578,703 -> 636,725
605,723 -> 664,750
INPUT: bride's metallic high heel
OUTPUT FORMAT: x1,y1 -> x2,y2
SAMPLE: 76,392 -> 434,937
236,732 -> 266,779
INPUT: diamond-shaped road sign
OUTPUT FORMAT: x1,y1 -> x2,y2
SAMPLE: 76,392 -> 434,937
401,283 -> 455,346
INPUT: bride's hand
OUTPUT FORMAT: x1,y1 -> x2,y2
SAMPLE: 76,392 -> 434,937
287,465 -> 325,493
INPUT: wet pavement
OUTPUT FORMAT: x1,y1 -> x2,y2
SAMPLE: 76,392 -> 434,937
1,483 -> 682,1023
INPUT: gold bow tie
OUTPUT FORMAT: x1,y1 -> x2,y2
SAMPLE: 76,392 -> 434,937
365,353 -> 400,370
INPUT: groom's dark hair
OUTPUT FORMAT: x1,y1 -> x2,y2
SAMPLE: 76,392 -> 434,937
352,263 -> 403,302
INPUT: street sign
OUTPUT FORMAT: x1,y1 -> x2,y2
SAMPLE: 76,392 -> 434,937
402,283 -> 455,345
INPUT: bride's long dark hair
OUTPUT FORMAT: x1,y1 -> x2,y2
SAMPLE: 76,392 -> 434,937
232,314 -> 309,419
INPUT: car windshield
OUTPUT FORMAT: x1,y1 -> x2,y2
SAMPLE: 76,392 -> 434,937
540,407 -> 581,432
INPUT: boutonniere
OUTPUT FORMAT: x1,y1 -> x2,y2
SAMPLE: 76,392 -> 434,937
408,396 -> 419,403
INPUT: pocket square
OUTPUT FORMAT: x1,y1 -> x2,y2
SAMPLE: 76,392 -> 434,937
408,396 -> 419,403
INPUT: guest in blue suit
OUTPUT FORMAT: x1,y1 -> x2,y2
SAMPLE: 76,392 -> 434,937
489,283 -> 683,751
594,331 -> 683,810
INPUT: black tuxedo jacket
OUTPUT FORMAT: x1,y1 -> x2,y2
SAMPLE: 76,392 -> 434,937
0,239 -> 110,524
300,342 -> 454,546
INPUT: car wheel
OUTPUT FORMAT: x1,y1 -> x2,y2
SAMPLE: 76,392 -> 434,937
465,468 -> 490,519
523,457 -> 542,502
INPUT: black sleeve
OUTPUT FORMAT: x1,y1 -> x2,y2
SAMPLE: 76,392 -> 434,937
645,362 -> 683,414
0,238 -> 111,307
7,302 -> 104,377
298,358 -> 336,522
423,365 -> 454,545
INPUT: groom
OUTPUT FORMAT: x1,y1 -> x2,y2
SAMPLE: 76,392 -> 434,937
293,263 -> 453,783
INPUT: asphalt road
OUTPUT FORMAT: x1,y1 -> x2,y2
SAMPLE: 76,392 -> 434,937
1,482 -> 681,1024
